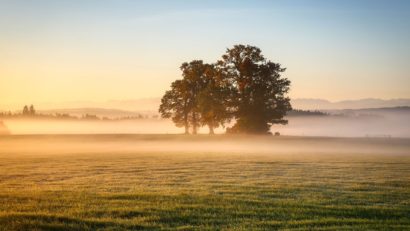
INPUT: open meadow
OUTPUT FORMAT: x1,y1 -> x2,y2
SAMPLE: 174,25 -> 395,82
0,135 -> 409,230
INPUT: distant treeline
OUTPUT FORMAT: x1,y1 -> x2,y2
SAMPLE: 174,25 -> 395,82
0,105 -> 326,121
0,105 -> 159,121
287,109 -> 328,117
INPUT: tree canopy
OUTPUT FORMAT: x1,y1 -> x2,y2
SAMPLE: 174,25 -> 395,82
159,44 -> 291,134
218,45 -> 291,133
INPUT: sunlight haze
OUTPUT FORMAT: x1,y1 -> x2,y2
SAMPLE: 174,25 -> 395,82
1,0 -> 409,109
1,1 -> 410,230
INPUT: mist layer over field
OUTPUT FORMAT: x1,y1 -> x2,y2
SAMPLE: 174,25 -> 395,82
274,113 -> 410,137
2,119 -> 182,135
3,108 -> 410,137
0,135 -> 409,230
1,134 -> 409,157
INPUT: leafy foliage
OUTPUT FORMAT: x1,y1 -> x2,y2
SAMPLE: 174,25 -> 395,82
218,45 -> 292,134
159,79 -> 191,134
160,45 -> 292,134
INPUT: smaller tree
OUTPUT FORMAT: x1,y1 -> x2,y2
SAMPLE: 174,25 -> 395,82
22,105 -> 29,115
159,80 -> 191,134
29,105 -> 36,116
179,60 -> 209,134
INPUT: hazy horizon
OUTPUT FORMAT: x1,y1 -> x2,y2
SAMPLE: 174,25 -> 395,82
2,97 -> 410,112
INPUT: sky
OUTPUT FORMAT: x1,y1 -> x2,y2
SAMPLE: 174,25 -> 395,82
1,0 -> 409,110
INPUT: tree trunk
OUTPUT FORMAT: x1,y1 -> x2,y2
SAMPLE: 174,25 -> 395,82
192,112 -> 197,135
184,112 -> 189,134
184,124 -> 189,134
208,124 -> 214,135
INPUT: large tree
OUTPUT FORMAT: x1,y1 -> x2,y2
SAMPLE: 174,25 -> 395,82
218,45 -> 292,134
160,45 -> 291,135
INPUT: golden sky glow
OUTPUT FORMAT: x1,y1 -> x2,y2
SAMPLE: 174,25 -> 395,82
1,0 -> 409,110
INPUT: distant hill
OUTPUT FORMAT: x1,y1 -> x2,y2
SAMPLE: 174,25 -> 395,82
0,98 -> 161,112
337,106 -> 410,113
3,98 -> 409,112
101,98 -> 160,111
3,98 -> 410,114
48,98 -> 410,111
292,98 -> 410,110
35,106 -> 410,120
287,109 -> 328,117
326,106 -> 410,117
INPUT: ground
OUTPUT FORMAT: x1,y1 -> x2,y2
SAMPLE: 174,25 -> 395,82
0,135 -> 409,230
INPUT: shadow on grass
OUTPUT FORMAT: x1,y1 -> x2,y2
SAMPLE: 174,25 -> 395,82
0,213 -> 157,231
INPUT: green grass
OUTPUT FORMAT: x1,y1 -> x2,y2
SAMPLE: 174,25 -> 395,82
0,135 -> 409,230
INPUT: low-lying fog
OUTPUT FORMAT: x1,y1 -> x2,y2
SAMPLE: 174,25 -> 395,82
1,109 -> 409,137
1,135 -> 409,158
274,114 -> 410,138
2,119 -> 181,135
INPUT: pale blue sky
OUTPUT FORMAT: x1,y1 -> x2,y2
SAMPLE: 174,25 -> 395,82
0,0 -> 409,107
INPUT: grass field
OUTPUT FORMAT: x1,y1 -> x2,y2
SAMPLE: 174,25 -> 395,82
0,135 -> 409,230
